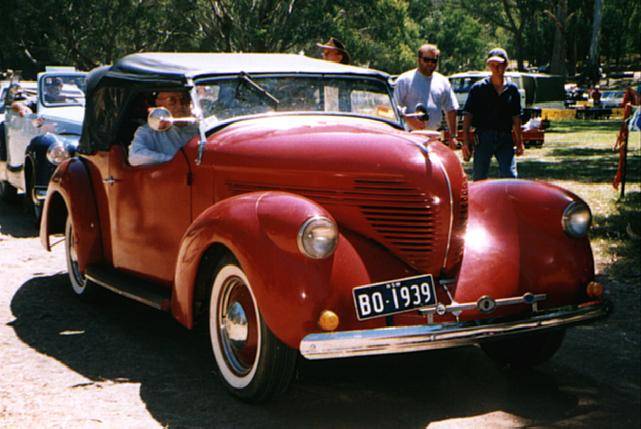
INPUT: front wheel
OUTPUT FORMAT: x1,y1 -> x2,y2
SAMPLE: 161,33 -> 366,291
65,218 -> 99,299
26,173 -> 43,225
481,329 -> 565,368
208,258 -> 297,402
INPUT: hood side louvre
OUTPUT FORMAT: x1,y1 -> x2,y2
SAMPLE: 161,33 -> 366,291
227,177 -> 446,272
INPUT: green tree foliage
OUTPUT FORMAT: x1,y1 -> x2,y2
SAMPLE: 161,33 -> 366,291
194,0 -> 418,74
317,0 -> 419,73
410,3 -> 497,74
0,0 -> 201,73
0,0 -> 638,81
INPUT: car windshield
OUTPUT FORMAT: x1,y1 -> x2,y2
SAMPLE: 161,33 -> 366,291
196,75 -> 398,126
451,77 -> 484,93
603,91 -> 623,98
41,74 -> 87,107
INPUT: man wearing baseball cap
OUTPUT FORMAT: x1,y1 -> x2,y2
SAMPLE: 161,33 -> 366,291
462,48 -> 524,180
317,37 -> 351,65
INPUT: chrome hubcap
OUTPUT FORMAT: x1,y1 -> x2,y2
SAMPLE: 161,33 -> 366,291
66,224 -> 85,288
218,276 -> 258,376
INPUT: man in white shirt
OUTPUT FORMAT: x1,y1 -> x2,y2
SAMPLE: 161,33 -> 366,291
394,44 -> 459,148
128,91 -> 198,166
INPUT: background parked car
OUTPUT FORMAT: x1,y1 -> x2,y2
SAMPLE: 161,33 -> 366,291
600,90 -> 624,108
0,67 -> 86,222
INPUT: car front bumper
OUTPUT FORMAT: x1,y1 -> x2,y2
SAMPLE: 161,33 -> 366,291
299,301 -> 610,360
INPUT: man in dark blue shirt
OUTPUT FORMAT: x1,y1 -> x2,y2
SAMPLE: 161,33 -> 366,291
462,48 -> 524,180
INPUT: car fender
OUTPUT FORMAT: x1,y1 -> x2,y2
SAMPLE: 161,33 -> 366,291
25,134 -> 58,189
455,180 -> 594,314
172,191 -> 337,347
40,157 -> 102,271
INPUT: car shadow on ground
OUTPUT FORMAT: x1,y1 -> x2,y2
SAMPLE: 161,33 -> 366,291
10,273 -> 636,428
0,198 -> 38,238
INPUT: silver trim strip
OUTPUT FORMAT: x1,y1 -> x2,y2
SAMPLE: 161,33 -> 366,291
431,154 -> 454,269
299,302 -> 609,360
419,292 -> 547,315
84,273 -> 164,310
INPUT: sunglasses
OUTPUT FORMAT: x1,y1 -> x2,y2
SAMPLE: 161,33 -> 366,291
420,56 -> 439,63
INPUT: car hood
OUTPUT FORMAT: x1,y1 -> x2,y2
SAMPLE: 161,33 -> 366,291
204,115 -> 468,275
40,106 -> 85,126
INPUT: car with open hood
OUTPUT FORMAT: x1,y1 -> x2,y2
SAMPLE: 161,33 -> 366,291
40,53 -> 609,402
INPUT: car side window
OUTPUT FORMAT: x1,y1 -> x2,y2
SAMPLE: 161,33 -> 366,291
117,92 -> 154,147
80,86 -> 127,153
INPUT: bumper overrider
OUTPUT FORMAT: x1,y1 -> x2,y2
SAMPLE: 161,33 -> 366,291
300,300 -> 610,360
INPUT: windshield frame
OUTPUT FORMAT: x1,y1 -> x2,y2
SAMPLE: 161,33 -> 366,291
39,72 -> 87,108
193,72 -> 402,131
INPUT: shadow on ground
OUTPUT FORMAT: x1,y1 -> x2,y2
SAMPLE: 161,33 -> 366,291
0,197 -> 38,238
9,274 -> 638,428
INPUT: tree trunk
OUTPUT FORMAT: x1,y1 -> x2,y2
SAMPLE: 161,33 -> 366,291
588,0 -> 603,83
550,0 -> 567,77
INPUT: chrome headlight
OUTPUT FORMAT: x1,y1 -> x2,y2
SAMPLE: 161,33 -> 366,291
297,216 -> 338,259
46,136 -> 72,165
562,201 -> 592,238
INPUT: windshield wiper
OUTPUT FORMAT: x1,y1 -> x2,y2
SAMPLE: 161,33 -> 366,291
237,71 -> 279,108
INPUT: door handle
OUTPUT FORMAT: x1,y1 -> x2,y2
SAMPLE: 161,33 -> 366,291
102,175 -> 120,185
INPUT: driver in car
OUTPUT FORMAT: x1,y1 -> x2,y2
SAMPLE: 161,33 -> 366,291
44,77 -> 67,103
128,91 -> 198,166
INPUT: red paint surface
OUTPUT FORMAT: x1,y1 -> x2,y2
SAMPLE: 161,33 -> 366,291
42,115 -> 595,349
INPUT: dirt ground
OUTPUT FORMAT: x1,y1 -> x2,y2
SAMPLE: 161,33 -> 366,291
0,197 -> 639,429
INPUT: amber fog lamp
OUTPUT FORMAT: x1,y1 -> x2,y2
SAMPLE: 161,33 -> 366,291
297,216 -> 338,259
562,201 -> 592,238
318,310 -> 339,331
586,281 -> 604,298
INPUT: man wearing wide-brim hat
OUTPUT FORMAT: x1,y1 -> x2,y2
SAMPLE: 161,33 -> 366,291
317,37 -> 351,65
462,47 -> 524,181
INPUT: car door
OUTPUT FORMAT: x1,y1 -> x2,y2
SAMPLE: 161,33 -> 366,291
104,144 -> 192,284
5,106 -> 38,167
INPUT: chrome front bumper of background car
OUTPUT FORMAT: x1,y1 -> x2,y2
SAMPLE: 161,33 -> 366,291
299,301 -> 610,360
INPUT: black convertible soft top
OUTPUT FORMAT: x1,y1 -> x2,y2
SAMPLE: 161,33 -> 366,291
80,52 -> 392,153
86,52 -> 389,95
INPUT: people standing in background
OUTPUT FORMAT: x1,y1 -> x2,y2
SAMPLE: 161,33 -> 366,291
591,85 -> 602,107
462,48 -> 524,181
393,44 -> 459,149
317,37 -> 351,65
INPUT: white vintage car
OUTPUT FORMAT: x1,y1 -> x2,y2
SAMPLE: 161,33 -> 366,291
0,67 -> 86,221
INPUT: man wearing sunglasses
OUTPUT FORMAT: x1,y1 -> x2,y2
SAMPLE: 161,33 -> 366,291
394,44 -> 459,148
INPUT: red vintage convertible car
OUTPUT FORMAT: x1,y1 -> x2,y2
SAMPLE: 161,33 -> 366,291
40,53 -> 609,402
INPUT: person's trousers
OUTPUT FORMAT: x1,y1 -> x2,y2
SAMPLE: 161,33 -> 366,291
472,129 -> 517,181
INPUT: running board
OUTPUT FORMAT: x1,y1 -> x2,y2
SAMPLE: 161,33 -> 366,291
85,265 -> 171,311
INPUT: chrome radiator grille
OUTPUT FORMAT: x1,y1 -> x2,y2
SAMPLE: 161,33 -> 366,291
352,178 -> 437,269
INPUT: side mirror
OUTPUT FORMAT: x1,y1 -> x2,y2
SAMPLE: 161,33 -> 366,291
400,103 -> 430,122
147,107 -> 199,132
147,107 -> 173,132
414,103 -> 429,122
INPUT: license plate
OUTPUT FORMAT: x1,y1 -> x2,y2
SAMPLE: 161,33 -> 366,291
353,274 -> 437,320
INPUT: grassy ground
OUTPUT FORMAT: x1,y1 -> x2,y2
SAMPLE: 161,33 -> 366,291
463,119 -> 640,279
